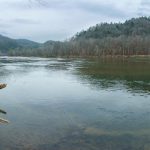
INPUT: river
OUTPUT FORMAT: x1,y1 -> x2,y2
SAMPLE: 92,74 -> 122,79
0,56 -> 150,150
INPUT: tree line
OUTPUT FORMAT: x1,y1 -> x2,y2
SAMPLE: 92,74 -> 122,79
4,17 -> 150,57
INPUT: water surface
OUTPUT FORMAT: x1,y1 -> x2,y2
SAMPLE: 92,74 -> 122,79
0,56 -> 150,150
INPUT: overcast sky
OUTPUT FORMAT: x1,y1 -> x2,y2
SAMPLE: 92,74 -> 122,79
0,0 -> 149,42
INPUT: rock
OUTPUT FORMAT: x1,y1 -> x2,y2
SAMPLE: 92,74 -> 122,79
0,84 -> 7,89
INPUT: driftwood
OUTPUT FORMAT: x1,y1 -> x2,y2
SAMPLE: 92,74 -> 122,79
0,118 -> 9,124
0,109 -> 6,114
0,83 -> 9,124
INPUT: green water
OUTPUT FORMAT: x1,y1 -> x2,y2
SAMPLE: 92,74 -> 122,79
0,57 -> 150,150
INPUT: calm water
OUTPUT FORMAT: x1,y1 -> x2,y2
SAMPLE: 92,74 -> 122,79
0,56 -> 150,150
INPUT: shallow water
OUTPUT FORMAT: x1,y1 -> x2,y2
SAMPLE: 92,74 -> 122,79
0,56 -> 150,150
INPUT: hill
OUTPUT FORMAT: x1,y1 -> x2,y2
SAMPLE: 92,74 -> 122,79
0,35 -> 40,54
16,39 -> 40,48
37,17 -> 150,57
73,17 -> 150,40
0,35 -> 18,53
1,17 -> 150,57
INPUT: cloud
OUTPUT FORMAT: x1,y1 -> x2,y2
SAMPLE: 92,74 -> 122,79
137,0 -> 150,16
12,18 -> 39,24
75,2 -> 127,18
0,0 -> 149,42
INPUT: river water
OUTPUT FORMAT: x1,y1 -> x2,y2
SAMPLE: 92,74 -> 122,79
0,56 -> 150,150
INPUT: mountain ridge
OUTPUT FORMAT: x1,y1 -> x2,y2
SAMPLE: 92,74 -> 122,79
0,17 -> 150,57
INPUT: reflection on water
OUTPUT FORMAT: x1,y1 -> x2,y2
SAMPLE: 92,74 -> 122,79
78,58 -> 150,95
0,56 -> 150,150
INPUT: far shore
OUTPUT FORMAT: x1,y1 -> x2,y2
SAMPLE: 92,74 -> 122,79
0,55 -> 150,60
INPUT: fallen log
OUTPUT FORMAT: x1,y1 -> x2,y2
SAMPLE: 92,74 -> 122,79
0,109 -> 6,114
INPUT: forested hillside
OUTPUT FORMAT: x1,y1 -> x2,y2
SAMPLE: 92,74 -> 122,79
0,35 -> 40,55
16,39 -> 40,48
0,35 -> 18,54
73,17 -> 150,40
1,17 -> 150,57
